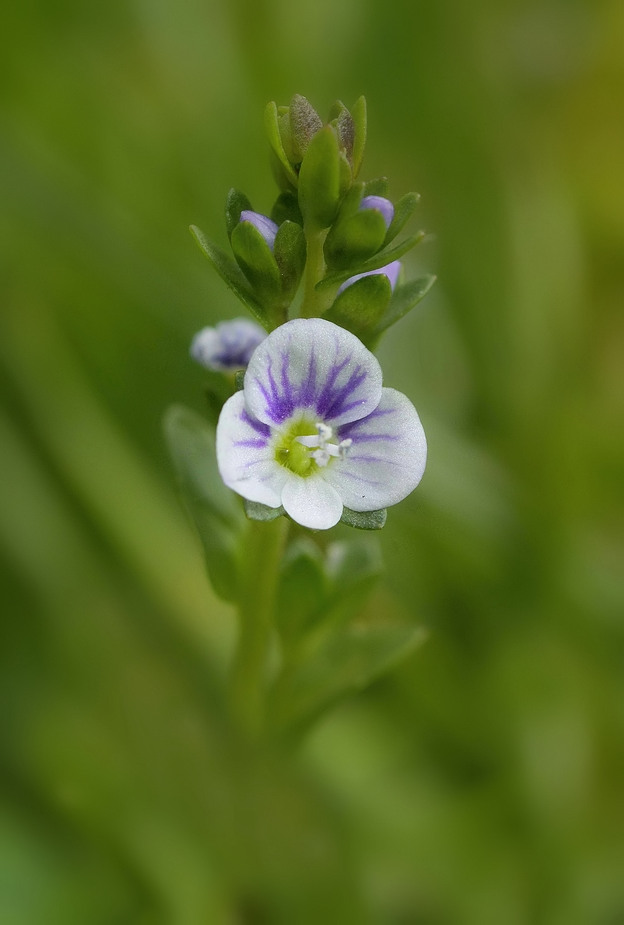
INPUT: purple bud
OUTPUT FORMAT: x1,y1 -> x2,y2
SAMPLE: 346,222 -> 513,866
338,260 -> 401,295
190,318 -> 266,372
359,195 -> 394,229
240,210 -> 279,251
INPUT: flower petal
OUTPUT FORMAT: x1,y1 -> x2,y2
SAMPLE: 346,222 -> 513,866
281,475 -> 343,530
244,318 -> 383,428
216,391 -> 286,507
322,387 -> 426,511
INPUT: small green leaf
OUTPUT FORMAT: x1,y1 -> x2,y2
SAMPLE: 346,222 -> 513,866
190,225 -> 268,328
384,191 -> 420,246
323,274 -> 392,343
339,507 -> 388,530
264,101 -> 298,187
225,188 -> 253,239
230,220 -> 283,317
272,616 -> 427,739
317,231 -> 425,291
273,220 -> 306,304
372,275 -> 437,340
234,370 -> 245,391
324,208 -> 388,270
163,405 -> 243,601
243,499 -> 284,522
298,125 -> 341,229
350,95 -> 367,177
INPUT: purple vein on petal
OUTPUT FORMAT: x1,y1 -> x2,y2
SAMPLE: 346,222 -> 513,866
240,407 -> 271,437
299,346 -> 318,407
319,366 -> 368,420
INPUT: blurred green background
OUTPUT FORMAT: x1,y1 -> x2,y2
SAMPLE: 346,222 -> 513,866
2,0 -> 623,922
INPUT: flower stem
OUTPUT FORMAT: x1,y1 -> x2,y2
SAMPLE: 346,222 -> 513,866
300,226 -> 333,318
230,516 -> 288,739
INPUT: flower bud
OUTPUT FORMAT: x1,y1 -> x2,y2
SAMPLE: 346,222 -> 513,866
239,210 -> 279,250
190,319 -> 266,372
338,260 -> 401,295
359,195 -> 394,229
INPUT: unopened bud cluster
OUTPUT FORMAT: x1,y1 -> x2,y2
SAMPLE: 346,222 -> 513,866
191,94 -> 434,361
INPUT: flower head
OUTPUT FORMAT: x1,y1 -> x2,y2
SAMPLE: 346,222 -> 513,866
216,318 -> 426,529
190,318 -> 266,372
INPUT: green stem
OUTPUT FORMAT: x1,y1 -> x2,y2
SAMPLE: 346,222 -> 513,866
300,226 -> 332,318
230,516 -> 288,739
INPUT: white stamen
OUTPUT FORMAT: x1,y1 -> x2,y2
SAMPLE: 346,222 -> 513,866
295,421 -> 352,467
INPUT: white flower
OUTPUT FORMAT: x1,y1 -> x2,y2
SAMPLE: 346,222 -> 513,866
216,318 -> 427,530
190,318 -> 266,372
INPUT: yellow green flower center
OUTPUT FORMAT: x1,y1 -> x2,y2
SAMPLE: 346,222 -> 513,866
274,416 -> 352,477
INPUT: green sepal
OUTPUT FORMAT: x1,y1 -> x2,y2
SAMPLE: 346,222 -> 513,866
317,230 -> 425,291
273,220 -> 306,304
323,274 -> 392,343
243,499 -> 284,522
384,192 -> 420,246
265,101 -> 298,188
289,94 -> 323,162
190,225 -> 269,329
324,207 -> 388,270
271,190 -> 303,227
234,369 -> 245,391
163,405 -> 244,602
230,220 -> 284,322
298,125 -> 342,229
340,507 -> 388,530
370,275 -> 437,343
350,95 -> 367,177
276,539 -> 327,646
225,188 -> 253,240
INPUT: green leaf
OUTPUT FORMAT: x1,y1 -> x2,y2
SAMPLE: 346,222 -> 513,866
272,616 -> 427,739
372,275 -> 437,339
276,539 -> 327,645
324,208 -> 388,270
339,507 -> 388,530
264,101 -> 298,187
189,224 -> 269,328
384,191 -> 420,246
225,188 -> 253,239
234,369 -> 245,391
230,220 -> 283,317
317,231 -> 425,291
243,499 -> 284,522
298,126 -> 342,229
350,95 -> 367,177
163,405 -> 243,601
273,220 -> 306,304
323,274 -> 392,343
